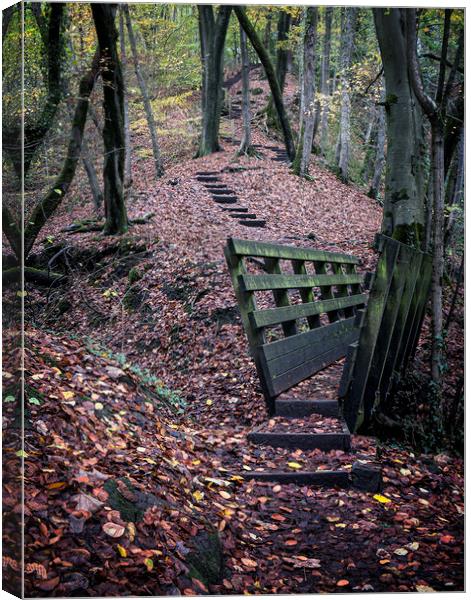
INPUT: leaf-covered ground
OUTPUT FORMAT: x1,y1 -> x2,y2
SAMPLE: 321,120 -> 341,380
3,68 -> 464,595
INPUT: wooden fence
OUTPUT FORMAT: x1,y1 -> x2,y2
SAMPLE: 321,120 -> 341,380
340,234 -> 433,432
225,237 -> 367,414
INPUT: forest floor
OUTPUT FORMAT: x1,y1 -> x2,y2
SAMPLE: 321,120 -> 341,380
3,68 -> 464,596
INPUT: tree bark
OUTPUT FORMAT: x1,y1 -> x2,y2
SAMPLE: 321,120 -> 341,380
368,103 -> 386,199
237,25 -> 254,156
196,5 -> 232,157
266,10 -> 291,127
373,8 -> 426,244
319,6 -> 333,155
119,7 -> 133,189
123,4 -> 164,177
92,4 -> 128,235
336,7 -> 357,182
234,6 -> 295,161
292,8 -> 318,177
405,8 -> 452,386
81,136 -> 103,213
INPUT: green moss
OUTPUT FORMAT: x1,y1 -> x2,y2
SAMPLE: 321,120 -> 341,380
187,531 -> 223,585
127,267 -> 142,285
392,223 -> 424,247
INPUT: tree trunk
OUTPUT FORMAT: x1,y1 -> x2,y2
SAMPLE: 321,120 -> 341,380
292,8 -> 318,177
124,4 -> 164,177
196,5 -> 232,157
315,6 -> 333,152
92,4 -> 128,236
235,6 -> 295,161
373,8 -> 426,245
336,7 -> 357,182
444,131 -> 463,246
266,10 -> 291,127
237,26 -> 254,156
404,8 -> 454,387
81,136 -> 103,213
119,7 -> 132,189
368,103 -> 386,199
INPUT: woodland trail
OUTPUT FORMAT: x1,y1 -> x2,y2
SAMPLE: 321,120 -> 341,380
17,73 -> 464,596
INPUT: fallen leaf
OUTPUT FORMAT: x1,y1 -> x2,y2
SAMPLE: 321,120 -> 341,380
102,522 -> 125,538
373,494 -> 392,504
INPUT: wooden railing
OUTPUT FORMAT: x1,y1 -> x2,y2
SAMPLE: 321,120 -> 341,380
225,237 -> 367,413
340,234 -> 433,432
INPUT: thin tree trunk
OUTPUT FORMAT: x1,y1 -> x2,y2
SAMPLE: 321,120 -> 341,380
235,6 -> 295,160
81,136 -> 103,213
293,8 -> 318,177
337,7 -> 357,181
119,7 -> 132,189
444,253 -> 463,331
315,7 -> 333,151
266,9 -> 291,127
124,4 -> 164,177
197,5 -> 232,157
92,4 -> 128,236
444,131 -> 463,246
368,103 -> 386,199
405,8 -> 453,386
237,26 -> 254,156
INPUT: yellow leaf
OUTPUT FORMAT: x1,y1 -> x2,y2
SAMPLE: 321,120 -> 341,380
287,462 -> 303,470
373,494 -> 392,504
400,468 -> 412,476
127,523 -> 136,542
394,547 -> 408,556
94,402 -> 104,410
416,585 -> 435,592
326,515 -> 340,523
219,490 -> 231,500
242,465 -> 252,471
335,523 -> 347,528
144,558 -> 154,572
62,391 -> 74,400
206,399 -> 213,406
192,490 -> 204,502
117,544 -> 127,558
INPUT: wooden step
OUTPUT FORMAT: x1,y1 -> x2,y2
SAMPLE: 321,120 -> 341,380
197,175 -> 220,182
229,213 -> 257,219
236,461 -> 382,491
247,429 -> 351,451
238,470 -> 350,487
212,195 -> 238,202
214,197 -> 238,204
210,189 -> 236,196
275,398 -> 339,418
239,219 -> 266,227
221,207 -> 248,212
204,184 -> 228,189
196,171 -> 219,175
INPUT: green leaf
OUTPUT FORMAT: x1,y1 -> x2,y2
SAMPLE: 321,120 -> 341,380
28,397 -> 41,405
3,395 -> 15,403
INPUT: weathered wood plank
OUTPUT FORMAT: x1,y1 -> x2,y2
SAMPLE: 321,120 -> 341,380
378,249 -> 423,404
228,237 -> 360,264
343,237 -> 400,432
261,317 -> 357,361
247,430 -> 351,450
239,272 -> 363,292
249,294 -> 367,329
264,257 -> 297,337
361,243 -> 414,424
400,254 -> 433,370
338,341 -> 358,398
292,259 -> 320,328
313,261 -> 339,322
265,331 -> 359,396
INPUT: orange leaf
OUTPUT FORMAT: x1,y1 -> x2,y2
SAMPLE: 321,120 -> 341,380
241,557 -> 257,569
337,579 -> 350,587
285,539 -> 298,546
271,513 -> 286,522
